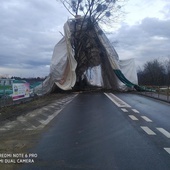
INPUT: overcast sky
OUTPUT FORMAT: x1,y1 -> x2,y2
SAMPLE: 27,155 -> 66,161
0,0 -> 170,77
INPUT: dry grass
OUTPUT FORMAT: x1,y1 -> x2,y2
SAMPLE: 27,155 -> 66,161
0,93 -> 69,122
0,93 -> 70,170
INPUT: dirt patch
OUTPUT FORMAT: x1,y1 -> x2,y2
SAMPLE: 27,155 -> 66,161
0,129 -> 43,170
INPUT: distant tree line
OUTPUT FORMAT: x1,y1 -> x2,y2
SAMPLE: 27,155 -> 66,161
11,76 -> 46,80
137,59 -> 170,86
11,77 -> 46,84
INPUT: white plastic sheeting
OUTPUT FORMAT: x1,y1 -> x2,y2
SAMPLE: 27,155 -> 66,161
34,74 -> 53,95
84,58 -> 138,90
34,18 -> 138,94
118,58 -> 138,90
55,21 -> 77,90
34,23 -> 77,94
94,23 -> 120,70
50,37 -> 68,81
119,58 -> 138,85
85,65 -> 103,87
53,35 -> 77,90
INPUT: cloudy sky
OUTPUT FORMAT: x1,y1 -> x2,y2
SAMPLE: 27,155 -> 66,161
0,0 -> 170,77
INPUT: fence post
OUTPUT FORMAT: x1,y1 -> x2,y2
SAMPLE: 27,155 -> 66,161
167,86 -> 169,102
151,86 -> 153,97
33,87 -> 35,98
3,81 -> 6,106
158,86 -> 160,99
42,82 -> 43,95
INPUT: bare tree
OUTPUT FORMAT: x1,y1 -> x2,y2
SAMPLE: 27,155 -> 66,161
58,0 -> 124,25
57,0 -> 126,88
165,58 -> 170,85
137,59 -> 166,86
58,0 -> 125,51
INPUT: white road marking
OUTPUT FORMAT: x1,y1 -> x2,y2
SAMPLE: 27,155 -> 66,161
132,109 -> 140,113
121,108 -> 128,112
0,121 -> 18,130
129,115 -> 138,120
49,106 -> 56,108
43,108 -> 49,111
141,126 -> 156,135
17,116 -> 26,122
37,110 -> 62,129
0,122 -> 16,130
164,148 -> 170,154
19,121 -> 37,130
156,128 -> 170,138
17,116 -> 37,129
141,116 -> 153,122
104,93 -> 131,108
0,95 -> 77,131
0,128 -> 7,130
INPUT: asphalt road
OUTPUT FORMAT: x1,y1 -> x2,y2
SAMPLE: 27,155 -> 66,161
19,93 -> 170,170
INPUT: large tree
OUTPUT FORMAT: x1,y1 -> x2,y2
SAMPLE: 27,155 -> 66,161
59,0 -> 124,25
58,0 -> 125,88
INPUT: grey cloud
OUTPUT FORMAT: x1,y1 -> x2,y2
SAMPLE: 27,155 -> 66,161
141,18 -> 170,38
1,0 -> 170,77
0,0 -> 68,77
109,17 -> 170,67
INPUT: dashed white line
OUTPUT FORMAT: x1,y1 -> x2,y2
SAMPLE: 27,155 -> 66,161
132,109 -> 140,113
164,148 -> 170,154
129,115 -> 138,120
141,116 -> 153,122
141,126 -> 156,135
156,128 -> 170,138
121,108 -> 128,112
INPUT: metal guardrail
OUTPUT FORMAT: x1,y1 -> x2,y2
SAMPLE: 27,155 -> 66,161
139,86 -> 170,103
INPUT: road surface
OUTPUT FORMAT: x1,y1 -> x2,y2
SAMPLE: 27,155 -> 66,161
19,92 -> 170,170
